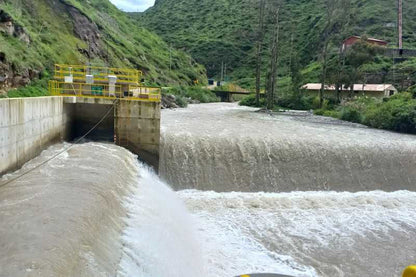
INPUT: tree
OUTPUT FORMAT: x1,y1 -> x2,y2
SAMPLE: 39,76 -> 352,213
344,38 -> 384,93
266,7 -> 280,110
255,0 -> 266,107
319,0 -> 337,108
318,0 -> 355,106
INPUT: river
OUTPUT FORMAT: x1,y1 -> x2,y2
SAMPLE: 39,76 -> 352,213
1,103 -> 415,277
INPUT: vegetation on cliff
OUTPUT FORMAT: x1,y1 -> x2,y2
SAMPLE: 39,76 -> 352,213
0,0 -> 207,96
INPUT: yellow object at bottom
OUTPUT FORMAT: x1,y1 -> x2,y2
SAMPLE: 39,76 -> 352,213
403,266 -> 416,277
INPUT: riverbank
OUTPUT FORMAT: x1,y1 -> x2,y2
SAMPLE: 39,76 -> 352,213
240,92 -> 416,134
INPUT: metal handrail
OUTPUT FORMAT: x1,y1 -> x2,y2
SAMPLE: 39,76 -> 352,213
54,64 -> 142,84
48,80 -> 161,102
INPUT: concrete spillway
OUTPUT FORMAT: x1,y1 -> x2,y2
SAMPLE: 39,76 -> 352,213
0,143 -> 135,276
160,103 -> 416,192
1,102 -> 416,277
0,143 -> 203,277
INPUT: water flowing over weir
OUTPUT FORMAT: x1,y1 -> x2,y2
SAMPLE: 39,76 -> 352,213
160,103 -> 416,192
0,143 -> 204,277
1,103 -> 416,277
0,143 -> 138,276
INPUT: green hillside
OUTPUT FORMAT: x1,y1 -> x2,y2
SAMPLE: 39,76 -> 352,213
0,0 -> 206,94
141,0 -> 416,84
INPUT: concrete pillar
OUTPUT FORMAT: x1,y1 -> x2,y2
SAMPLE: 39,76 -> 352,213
114,100 -> 160,171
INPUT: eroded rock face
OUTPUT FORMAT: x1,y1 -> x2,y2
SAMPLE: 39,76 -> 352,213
0,53 -> 39,94
0,2 -> 107,94
0,10 -> 30,44
0,10 -> 33,94
66,5 -> 105,58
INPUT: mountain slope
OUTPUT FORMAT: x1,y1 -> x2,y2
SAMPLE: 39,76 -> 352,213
0,0 -> 206,93
141,0 -> 416,81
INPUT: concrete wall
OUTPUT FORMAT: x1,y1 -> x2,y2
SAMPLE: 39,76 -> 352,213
115,100 -> 160,170
0,97 -> 71,175
64,97 -> 161,170
1,96 -> 161,175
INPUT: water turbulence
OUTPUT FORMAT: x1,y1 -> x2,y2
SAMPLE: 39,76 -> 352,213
179,189 -> 416,277
160,103 -> 416,192
1,103 -> 416,277
0,143 -> 136,276
0,143 -> 203,277
117,163 -> 204,277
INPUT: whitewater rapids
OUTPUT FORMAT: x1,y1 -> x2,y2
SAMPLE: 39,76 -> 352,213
2,143 -> 415,277
0,143 -> 203,277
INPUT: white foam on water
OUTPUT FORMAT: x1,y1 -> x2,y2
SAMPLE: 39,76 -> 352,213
3,140 -> 415,277
117,164 -> 205,277
178,189 -> 416,277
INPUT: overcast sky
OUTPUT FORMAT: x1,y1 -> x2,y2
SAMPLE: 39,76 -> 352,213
109,0 -> 155,12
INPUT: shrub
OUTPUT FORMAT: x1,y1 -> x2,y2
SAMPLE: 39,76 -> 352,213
363,93 -> 416,133
175,95 -> 188,108
314,109 -> 325,116
340,106 -> 363,123
408,85 -> 416,98
7,78 -> 50,98
323,110 -> 340,118
314,108 -> 339,117
239,94 -> 265,107
165,86 -> 219,103
186,87 -> 219,103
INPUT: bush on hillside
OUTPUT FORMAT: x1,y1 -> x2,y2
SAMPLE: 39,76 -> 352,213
7,77 -> 50,98
276,95 -> 315,110
363,93 -> 416,133
239,93 -> 316,110
408,85 -> 416,98
166,86 -> 219,103
175,95 -> 188,108
239,94 -> 265,107
339,106 -> 362,123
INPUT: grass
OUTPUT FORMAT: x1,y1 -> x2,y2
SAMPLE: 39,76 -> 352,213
163,86 -> 219,107
0,0 -> 206,90
6,76 -> 50,98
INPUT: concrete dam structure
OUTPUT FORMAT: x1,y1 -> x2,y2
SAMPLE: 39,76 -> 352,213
1,102 -> 416,277
160,103 -> 416,192
0,96 -> 161,175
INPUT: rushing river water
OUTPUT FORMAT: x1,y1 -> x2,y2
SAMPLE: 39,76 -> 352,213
160,103 -> 416,192
1,103 -> 416,277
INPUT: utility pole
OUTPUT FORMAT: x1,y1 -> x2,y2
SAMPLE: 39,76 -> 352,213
221,61 -> 224,82
398,0 -> 403,50
169,43 -> 172,72
255,0 -> 266,106
266,7 -> 280,110
224,63 -> 227,82
320,0 -> 335,108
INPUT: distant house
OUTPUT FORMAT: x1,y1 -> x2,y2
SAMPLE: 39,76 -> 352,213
341,36 -> 388,52
301,83 -> 398,99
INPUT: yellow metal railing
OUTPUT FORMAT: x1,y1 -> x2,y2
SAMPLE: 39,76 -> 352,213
49,80 -> 161,102
54,64 -> 142,85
